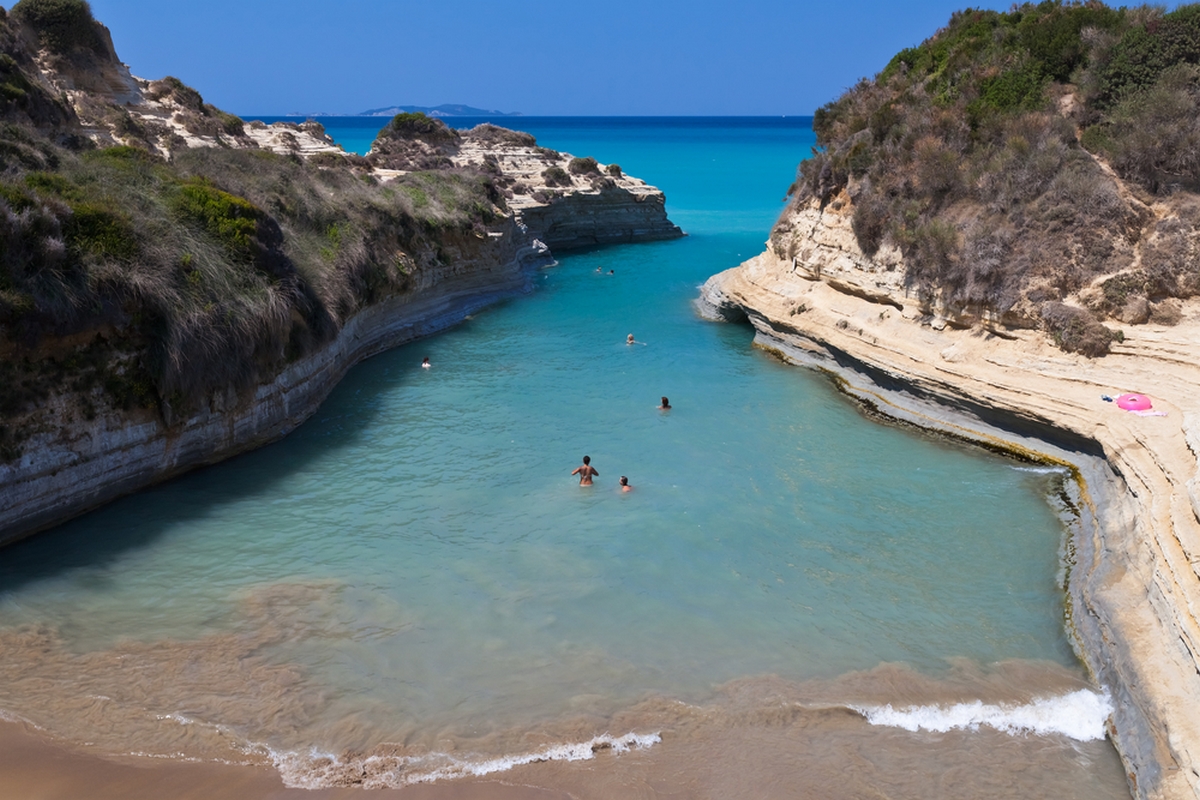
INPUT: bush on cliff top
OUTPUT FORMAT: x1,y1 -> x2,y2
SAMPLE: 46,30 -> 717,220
11,0 -> 104,55
380,112 -> 459,144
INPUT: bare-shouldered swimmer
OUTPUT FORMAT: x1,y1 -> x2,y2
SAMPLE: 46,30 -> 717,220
572,455 -> 599,486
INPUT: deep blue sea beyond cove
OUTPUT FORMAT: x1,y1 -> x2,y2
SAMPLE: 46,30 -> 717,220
0,117 -> 1131,797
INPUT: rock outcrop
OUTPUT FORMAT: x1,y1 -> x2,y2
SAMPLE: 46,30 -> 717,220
367,119 -> 684,250
700,195 -> 1200,800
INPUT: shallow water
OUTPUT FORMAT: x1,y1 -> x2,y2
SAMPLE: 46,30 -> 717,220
0,119 -> 1129,797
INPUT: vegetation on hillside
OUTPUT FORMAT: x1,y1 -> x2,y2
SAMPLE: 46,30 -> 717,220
0,13 -> 511,460
785,1 -> 1200,355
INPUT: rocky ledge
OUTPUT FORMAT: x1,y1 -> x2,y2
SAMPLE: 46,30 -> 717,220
700,197 -> 1200,800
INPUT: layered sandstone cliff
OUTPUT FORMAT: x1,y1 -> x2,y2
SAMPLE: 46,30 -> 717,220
701,197 -> 1200,800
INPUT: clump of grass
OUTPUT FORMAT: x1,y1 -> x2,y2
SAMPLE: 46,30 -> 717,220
173,178 -> 261,258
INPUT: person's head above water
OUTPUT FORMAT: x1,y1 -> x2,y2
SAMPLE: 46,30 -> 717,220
627,334 -> 635,343
619,476 -> 628,486
582,455 -> 590,465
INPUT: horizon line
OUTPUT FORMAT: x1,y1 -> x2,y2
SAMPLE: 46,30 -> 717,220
243,112 -> 818,119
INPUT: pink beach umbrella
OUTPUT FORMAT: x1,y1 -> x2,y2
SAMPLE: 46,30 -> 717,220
1116,393 -> 1153,411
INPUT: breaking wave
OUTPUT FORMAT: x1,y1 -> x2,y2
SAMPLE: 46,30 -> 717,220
267,731 -> 661,789
853,689 -> 1112,741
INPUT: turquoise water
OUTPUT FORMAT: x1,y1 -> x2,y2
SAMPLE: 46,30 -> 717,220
0,120 -> 1121,792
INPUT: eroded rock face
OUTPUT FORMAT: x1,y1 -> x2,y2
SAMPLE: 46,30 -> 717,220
369,120 -> 684,250
701,196 -> 1200,800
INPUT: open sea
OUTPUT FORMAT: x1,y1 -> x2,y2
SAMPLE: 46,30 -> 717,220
0,118 -> 1130,797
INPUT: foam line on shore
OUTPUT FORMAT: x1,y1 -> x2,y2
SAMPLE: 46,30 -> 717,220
853,689 -> 1112,741
267,731 -> 662,789
1009,465 -> 1071,475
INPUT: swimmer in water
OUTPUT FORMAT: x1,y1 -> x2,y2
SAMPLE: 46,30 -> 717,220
421,356 -> 431,368
572,455 -> 598,486
608,269 -> 614,275
658,396 -> 671,410
619,476 -> 632,492
627,334 -> 636,345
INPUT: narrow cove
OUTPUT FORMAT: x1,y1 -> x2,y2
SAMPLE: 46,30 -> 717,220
0,119 -> 1131,797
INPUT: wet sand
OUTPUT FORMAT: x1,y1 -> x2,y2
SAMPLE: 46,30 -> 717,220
0,660 -> 1133,800
0,720 -> 568,800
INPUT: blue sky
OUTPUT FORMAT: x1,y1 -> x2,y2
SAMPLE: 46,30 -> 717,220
82,1 -> 1052,115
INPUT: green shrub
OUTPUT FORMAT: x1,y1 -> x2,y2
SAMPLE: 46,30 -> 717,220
382,112 -> 458,143
568,156 -> 599,175
173,178 -> 261,257
11,0 -> 104,54
542,165 -> 571,187
1095,5 -> 1200,108
1083,63 -> 1200,194
968,60 -> 1047,122
147,76 -> 205,111
1040,301 -> 1115,356
1015,1 -> 1123,82
606,163 -> 622,177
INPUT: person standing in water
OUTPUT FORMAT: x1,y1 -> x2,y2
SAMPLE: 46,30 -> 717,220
572,455 -> 599,486
421,356 -> 431,369
619,476 -> 632,492
658,396 -> 671,410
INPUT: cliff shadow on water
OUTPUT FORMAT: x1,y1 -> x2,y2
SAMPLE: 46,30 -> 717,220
0,345 -> 437,594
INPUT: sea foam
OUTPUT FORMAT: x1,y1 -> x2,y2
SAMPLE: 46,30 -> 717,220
853,689 -> 1112,741
269,731 -> 661,789
1009,465 -> 1070,475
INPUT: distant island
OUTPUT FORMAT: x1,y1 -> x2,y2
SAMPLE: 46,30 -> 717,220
356,103 -> 520,117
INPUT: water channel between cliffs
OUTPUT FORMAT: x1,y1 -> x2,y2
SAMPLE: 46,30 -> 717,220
0,119 -> 1130,797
